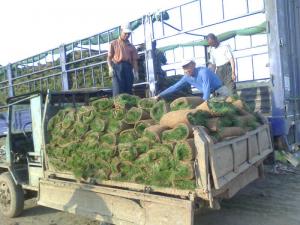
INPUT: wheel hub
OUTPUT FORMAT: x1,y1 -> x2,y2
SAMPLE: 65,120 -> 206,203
0,181 -> 11,210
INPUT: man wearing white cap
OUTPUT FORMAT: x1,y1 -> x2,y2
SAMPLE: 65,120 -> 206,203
107,23 -> 139,96
154,60 -> 229,101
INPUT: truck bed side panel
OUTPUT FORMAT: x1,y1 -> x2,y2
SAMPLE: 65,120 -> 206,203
38,179 -> 194,225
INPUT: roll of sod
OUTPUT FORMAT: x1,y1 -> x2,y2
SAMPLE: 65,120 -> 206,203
134,119 -> 155,136
160,109 -> 191,128
150,100 -> 170,122
84,131 -> 101,148
187,110 -> 211,127
145,148 -> 173,162
118,129 -> 137,143
119,147 -> 138,162
206,117 -> 221,132
90,117 -> 107,132
174,139 -> 196,161
173,180 -> 196,190
114,93 -> 140,109
213,127 -> 246,141
143,125 -> 169,142
91,98 -> 114,111
138,98 -> 157,111
133,138 -> 151,154
106,118 -> 132,134
161,123 -> 191,143
196,100 -> 238,116
152,143 -> 173,153
170,96 -> 205,111
112,108 -> 126,120
124,107 -> 150,124
100,133 -> 117,145
76,106 -> 93,121
96,144 -> 117,161
95,110 -> 113,119
73,121 -> 89,136
174,161 -> 194,180
117,143 -> 133,152
237,114 -> 260,130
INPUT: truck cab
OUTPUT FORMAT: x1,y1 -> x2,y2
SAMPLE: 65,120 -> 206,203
0,92 -> 42,217
0,90 -> 111,217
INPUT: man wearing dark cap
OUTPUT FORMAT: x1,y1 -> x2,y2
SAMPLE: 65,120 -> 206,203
107,23 -> 139,96
154,60 -> 229,101
206,33 -> 236,95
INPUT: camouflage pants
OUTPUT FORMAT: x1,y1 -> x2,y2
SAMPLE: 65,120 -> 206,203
216,62 -> 235,95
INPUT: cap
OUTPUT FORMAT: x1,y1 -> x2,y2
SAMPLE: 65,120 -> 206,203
181,59 -> 195,68
121,23 -> 132,33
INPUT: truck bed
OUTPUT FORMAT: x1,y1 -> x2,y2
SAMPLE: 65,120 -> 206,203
44,124 -> 273,202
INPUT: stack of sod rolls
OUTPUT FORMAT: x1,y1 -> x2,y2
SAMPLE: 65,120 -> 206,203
46,94 -> 262,190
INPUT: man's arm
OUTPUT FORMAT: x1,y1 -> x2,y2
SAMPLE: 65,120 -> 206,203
157,76 -> 187,98
132,48 -> 139,81
107,43 -> 114,77
225,45 -> 236,81
200,70 -> 211,100
107,42 -> 114,68
229,57 -> 236,81
208,48 -> 217,72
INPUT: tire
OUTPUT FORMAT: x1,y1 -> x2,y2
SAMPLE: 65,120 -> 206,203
0,172 -> 24,217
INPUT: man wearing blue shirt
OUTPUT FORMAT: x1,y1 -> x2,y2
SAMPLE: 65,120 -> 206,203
154,60 -> 229,100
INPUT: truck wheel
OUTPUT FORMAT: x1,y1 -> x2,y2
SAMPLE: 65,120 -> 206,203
0,172 -> 24,217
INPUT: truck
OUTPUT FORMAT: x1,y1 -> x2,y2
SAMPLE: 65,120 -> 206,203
0,0 -> 299,150
0,89 -> 273,224
0,0 -> 298,223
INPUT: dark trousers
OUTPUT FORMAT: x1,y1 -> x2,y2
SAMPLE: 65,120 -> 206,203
216,62 -> 235,95
112,61 -> 134,96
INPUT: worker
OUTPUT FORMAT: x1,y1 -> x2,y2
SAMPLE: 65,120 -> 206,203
107,23 -> 139,96
206,33 -> 236,94
153,60 -> 229,101
152,40 -> 167,92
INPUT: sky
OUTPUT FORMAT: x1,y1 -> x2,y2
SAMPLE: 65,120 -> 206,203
0,0 -> 190,66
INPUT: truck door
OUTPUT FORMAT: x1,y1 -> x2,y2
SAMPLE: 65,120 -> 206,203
27,95 -> 43,187
7,94 -> 43,187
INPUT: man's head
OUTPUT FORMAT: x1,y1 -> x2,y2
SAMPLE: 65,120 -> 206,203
206,33 -> 219,47
182,60 -> 196,76
120,23 -> 132,41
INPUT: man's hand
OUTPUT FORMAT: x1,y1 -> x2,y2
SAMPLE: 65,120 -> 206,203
133,71 -> 139,82
152,95 -> 159,100
231,71 -> 236,81
108,66 -> 114,77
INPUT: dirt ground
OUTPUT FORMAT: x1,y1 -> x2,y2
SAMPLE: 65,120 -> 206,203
1,165 -> 300,225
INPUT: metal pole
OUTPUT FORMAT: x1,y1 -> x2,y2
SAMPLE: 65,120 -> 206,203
144,15 -> 156,96
6,64 -> 14,97
59,44 -> 69,91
